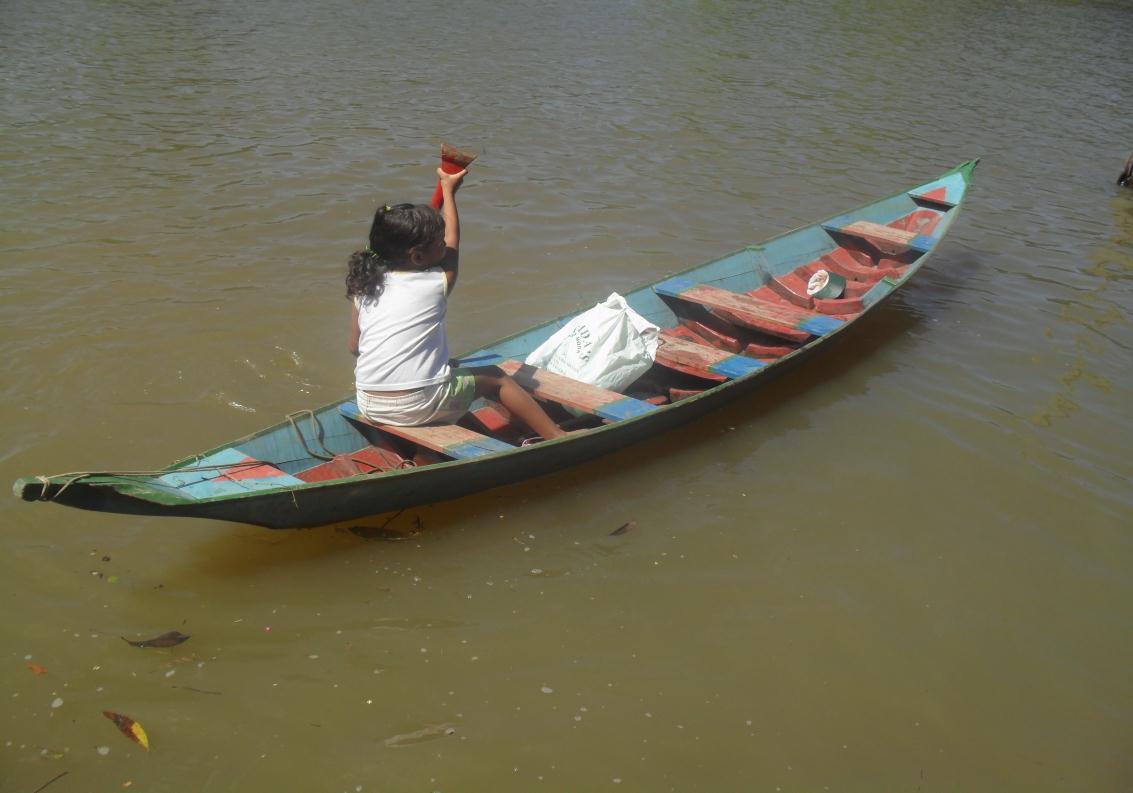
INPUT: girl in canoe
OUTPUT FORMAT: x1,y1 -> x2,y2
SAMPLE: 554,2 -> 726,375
346,168 -> 565,439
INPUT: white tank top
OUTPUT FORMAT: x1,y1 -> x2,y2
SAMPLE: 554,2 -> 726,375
354,268 -> 451,391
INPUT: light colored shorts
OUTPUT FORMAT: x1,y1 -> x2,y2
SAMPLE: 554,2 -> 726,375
356,368 -> 476,426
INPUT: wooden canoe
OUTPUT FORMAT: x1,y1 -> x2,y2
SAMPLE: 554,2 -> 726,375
13,161 -> 978,528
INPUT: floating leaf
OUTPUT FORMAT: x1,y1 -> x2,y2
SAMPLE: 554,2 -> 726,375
383,723 -> 456,747
121,631 -> 190,649
27,663 -> 48,675
103,711 -> 149,750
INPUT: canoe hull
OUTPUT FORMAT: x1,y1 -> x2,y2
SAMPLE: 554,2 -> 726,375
15,160 -> 978,528
16,346 -> 817,528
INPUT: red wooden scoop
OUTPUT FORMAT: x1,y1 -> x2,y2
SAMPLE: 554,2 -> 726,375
429,142 -> 478,209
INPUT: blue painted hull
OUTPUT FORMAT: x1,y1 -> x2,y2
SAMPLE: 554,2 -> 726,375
13,161 -> 978,528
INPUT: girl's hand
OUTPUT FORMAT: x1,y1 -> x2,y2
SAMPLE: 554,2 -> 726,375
437,168 -> 467,194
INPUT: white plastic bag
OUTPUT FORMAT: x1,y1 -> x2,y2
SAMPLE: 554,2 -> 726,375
525,293 -> 660,392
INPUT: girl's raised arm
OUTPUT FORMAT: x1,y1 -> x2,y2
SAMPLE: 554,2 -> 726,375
437,168 -> 465,292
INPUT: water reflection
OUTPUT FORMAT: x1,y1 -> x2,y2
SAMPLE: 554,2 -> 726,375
1030,192 -> 1133,427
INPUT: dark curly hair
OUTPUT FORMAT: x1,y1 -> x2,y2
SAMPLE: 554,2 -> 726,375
345,202 -> 446,300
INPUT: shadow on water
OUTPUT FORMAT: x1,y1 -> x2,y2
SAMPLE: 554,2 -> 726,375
180,295 -> 931,578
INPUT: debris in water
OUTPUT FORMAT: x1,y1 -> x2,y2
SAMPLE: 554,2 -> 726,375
610,521 -> 636,536
383,723 -> 456,747
30,770 -> 68,791
102,711 -> 150,750
121,631 -> 190,649
171,685 -> 222,696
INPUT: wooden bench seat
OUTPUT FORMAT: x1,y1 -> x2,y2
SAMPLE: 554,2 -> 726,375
654,277 -> 844,342
339,402 -> 515,459
496,360 -> 659,421
823,219 -> 933,255
656,332 -> 768,381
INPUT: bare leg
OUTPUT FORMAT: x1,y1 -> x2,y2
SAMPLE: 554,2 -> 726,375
471,366 -> 565,439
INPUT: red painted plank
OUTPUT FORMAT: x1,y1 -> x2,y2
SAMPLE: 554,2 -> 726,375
767,272 -> 815,309
468,398 -> 513,433
655,332 -> 734,380
743,340 -> 795,358
668,322 -> 716,347
814,296 -> 864,315
669,387 -> 704,402
295,443 -> 405,483
890,209 -> 942,236
910,187 -> 954,208
679,317 -> 743,352
819,248 -> 880,281
747,284 -> 794,308
662,283 -> 822,342
843,279 -> 874,298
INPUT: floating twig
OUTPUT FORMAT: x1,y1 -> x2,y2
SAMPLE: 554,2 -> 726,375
31,771 -> 69,793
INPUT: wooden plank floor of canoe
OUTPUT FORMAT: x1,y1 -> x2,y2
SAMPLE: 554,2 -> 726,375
655,332 -> 768,380
655,277 -> 844,341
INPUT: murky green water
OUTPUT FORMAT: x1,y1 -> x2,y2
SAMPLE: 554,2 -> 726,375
3,0 -> 1131,790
